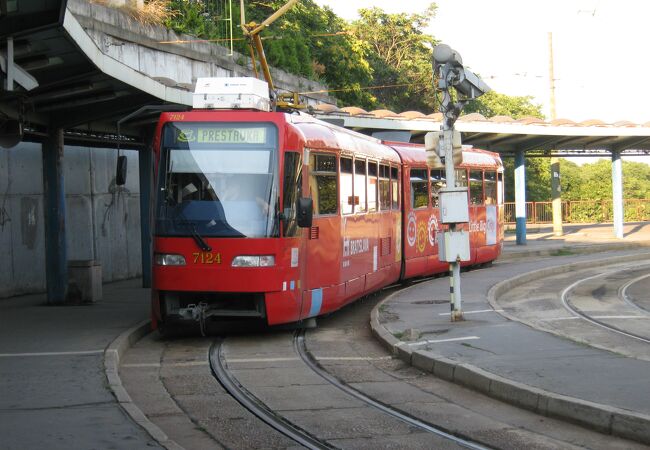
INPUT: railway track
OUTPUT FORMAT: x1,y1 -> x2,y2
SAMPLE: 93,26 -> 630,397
209,338 -> 333,450
620,272 -> 650,314
560,264 -> 650,345
209,332 -> 488,450
293,330 -> 486,449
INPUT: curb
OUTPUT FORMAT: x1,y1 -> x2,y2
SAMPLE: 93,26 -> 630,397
499,241 -> 650,262
370,252 -> 650,446
104,321 -> 184,450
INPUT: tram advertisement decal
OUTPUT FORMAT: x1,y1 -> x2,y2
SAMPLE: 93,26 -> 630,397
428,214 -> 439,247
467,207 -> 497,245
486,205 -> 497,245
407,212 -> 439,253
406,212 -> 417,247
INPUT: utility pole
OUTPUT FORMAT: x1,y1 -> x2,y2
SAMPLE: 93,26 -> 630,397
549,32 -> 563,236
429,44 -> 490,322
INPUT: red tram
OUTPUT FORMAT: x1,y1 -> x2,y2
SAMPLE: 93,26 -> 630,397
150,108 -> 504,331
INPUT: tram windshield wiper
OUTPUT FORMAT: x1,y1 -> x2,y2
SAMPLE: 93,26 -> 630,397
165,193 -> 212,252
189,223 -> 212,252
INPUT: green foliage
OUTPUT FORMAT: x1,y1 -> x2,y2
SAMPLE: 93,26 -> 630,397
351,5 -> 437,111
503,156 -> 650,222
164,1 -> 547,115
502,157 -> 551,202
464,91 -> 544,119
165,0 -> 224,38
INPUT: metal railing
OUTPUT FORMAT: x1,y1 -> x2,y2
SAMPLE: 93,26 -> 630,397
503,199 -> 650,224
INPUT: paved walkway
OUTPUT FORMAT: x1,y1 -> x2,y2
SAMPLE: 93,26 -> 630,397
503,221 -> 650,257
1,222 -> 648,448
372,221 -> 650,444
0,279 -> 158,450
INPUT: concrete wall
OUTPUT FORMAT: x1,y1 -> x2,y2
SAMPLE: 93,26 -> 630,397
0,144 -> 141,298
68,0 -> 337,106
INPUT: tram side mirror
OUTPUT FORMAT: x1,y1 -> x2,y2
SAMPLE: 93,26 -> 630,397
297,197 -> 313,228
115,155 -> 127,186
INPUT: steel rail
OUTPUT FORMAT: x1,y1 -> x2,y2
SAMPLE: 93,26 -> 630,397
294,330 -> 489,450
208,339 -> 335,450
619,272 -> 650,314
560,268 -> 650,344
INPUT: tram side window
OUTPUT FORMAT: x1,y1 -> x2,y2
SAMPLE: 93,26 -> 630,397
283,152 -> 302,237
368,161 -> 378,212
309,153 -> 337,215
379,164 -> 390,210
455,168 -> 468,187
470,170 -> 483,205
340,156 -> 354,215
484,171 -> 497,205
391,166 -> 399,210
410,168 -> 429,209
354,159 -> 367,213
430,169 -> 445,207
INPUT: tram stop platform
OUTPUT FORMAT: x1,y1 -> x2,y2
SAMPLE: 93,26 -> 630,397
372,221 -> 650,446
0,280 -> 159,449
0,222 -> 649,449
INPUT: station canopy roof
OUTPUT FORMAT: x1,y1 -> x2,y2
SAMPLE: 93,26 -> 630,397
2,1 -> 650,157
311,106 -> 650,158
0,0 -> 190,148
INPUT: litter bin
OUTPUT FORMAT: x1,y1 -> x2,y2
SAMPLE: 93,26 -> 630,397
68,260 -> 102,303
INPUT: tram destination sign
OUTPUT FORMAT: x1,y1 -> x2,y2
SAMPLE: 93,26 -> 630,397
174,125 -> 267,145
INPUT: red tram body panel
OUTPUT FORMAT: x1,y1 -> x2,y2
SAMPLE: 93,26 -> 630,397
150,110 -> 503,330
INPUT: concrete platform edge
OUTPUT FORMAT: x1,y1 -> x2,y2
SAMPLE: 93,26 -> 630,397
104,321 -> 185,450
498,241 -> 650,262
370,252 -> 650,445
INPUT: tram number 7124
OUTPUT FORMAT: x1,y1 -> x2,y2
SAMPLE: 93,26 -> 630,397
193,252 -> 222,264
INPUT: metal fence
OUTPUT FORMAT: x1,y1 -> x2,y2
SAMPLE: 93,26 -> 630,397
503,199 -> 650,224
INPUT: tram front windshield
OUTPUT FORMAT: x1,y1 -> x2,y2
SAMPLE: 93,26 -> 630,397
156,122 -> 279,238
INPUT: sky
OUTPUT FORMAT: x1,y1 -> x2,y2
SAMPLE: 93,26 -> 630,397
313,0 -> 650,125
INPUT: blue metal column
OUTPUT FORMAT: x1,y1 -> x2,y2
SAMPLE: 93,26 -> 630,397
43,127 -> 67,304
611,151 -> 624,239
514,150 -> 527,245
139,148 -> 153,287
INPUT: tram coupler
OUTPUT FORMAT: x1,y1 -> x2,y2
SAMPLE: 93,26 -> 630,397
178,302 -> 209,321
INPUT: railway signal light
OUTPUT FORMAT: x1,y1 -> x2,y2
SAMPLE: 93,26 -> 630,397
424,129 -> 463,167
432,43 -> 490,323
424,131 -> 443,168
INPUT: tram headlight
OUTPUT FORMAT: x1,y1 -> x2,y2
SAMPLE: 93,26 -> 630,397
155,253 -> 187,266
231,255 -> 275,267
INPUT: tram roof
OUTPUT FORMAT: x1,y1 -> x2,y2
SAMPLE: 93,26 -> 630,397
289,113 -> 401,162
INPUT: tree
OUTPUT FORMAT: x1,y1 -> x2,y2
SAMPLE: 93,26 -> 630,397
464,91 -> 543,119
351,5 -> 437,111
502,157 -> 552,203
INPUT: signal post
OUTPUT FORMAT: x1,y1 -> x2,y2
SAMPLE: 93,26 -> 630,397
427,44 -> 490,322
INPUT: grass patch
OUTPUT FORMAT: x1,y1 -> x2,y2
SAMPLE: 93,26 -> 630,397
392,331 -> 404,340
90,0 -> 175,25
